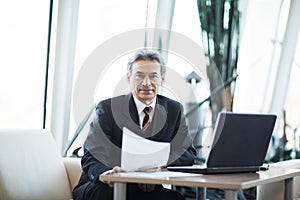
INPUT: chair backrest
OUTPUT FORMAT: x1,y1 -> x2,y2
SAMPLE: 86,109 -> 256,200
0,129 -> 72,200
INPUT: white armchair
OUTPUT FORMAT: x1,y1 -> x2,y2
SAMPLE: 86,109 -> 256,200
0,129 -> 82,200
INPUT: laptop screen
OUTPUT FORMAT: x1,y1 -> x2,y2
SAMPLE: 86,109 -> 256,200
207,112 -> 277,168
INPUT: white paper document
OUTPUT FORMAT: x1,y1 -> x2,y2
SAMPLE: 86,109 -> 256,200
121,127 -> 170,171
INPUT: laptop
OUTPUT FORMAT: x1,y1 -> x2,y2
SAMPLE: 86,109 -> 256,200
168,112 -> 277,174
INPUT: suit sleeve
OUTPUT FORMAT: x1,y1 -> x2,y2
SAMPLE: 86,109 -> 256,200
80,101 -> 115,183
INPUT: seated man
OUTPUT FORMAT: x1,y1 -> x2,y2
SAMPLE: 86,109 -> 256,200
73,49 -> 196,200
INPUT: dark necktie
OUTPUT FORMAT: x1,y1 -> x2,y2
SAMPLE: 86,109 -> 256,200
142,106 -> 152,132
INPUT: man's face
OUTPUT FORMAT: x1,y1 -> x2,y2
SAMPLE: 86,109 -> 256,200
127,60 -> 165,105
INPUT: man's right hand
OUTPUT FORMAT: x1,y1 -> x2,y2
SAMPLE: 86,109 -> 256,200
100,166 -> 126,187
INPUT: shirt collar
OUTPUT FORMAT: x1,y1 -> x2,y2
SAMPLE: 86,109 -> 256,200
132,94 -> 156,115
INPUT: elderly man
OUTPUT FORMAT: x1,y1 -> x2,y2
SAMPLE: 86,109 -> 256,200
73,49 -> 196,200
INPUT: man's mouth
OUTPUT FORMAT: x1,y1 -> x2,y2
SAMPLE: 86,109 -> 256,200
140,90 -> 153,94
139,87 -> 154,92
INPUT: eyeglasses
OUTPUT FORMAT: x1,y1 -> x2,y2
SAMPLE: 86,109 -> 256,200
134,72 -> 161,82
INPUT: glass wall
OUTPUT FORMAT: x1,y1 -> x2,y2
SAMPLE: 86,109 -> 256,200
66,0 -> 208,155
1,0 -> 299,160
284,32 -> 300,157
0,0 -> 50,129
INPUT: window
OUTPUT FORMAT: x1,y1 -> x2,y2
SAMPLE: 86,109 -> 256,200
0,0 -> 50,128
66,0 -> 208,155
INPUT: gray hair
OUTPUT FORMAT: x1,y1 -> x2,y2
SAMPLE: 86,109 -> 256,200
127,49 -> 166,76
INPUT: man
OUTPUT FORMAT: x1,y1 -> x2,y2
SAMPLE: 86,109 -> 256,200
73,49 -> 196,200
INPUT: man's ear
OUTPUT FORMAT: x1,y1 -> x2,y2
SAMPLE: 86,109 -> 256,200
127,72 -> 131,82
161,76 -> 165,83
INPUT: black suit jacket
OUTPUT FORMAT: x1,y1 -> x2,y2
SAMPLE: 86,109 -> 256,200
74,94 -> 196,192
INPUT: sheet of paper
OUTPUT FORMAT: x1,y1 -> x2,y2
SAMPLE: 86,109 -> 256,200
121,127 -> 170,171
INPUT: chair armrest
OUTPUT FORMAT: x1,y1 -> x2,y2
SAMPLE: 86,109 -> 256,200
62,157 -> 82,190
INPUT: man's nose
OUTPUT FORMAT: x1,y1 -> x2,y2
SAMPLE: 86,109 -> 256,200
142,75 -> 151,85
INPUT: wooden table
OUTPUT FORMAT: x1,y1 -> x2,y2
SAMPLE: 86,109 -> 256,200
100,167 -> 300,200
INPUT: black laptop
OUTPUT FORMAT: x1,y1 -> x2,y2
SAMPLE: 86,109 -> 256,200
168,112 -> 277,174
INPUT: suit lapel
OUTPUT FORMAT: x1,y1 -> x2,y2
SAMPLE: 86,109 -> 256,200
118,94 -> 141,135
128,94 -> 139,125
